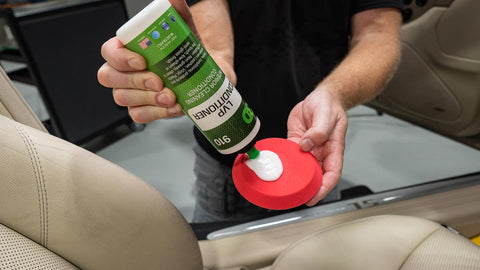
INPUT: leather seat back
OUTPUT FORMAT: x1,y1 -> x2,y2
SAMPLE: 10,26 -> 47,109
0,68 -> 46,132
370,0 -> 480,137
0,69 -> 203,269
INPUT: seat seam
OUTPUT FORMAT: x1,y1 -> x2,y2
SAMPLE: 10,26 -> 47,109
0,99 -> 14,118
12,122 -> 44,245
12,122 -> 48,247
272,216 -> 441,269
25,126 -> 49,247
398,227 -> 443,269
272,215 -> 392,268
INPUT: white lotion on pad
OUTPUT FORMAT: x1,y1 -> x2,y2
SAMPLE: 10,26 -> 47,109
245,150 -> 283,181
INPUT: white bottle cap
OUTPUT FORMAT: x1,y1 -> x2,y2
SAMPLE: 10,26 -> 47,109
116,0 -> 172,45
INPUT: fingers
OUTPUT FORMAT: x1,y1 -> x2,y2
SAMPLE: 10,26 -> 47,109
299,103 -> 334,152
305,139 -> 344,206
297,89 -> 348,152
300,124 -> 335,152
111,86 -> 181,123
295,127 -> 344,206
305,169 -> 342,206
128,104 -> 184,123
98,36 -> 183,123
98,37 -> 164,92
98,62 -> 164,91
113,87 -> 177,107
100,37 -> 146,72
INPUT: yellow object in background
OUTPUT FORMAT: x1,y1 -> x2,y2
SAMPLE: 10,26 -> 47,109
472,235 -> 480,246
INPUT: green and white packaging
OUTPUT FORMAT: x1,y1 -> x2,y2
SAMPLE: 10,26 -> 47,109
117,0 -> 260,154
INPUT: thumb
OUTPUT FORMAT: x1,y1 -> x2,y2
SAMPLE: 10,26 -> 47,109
299,125 -> 332,152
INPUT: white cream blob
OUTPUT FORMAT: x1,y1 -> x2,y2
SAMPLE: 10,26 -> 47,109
245,150 -> 283,181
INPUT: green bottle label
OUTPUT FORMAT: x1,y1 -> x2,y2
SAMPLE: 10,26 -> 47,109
125,6 -> 259,154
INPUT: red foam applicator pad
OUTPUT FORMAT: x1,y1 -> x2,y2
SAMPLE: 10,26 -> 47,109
232,138 -> 323,210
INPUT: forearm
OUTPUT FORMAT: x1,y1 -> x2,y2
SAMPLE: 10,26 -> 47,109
190,0 -> 236,84
316,8 -> 402,109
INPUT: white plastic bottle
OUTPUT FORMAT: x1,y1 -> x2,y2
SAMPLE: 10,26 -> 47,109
116,0 -> 260,154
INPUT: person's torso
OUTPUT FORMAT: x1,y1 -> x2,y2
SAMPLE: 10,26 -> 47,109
195,0 -> 353,166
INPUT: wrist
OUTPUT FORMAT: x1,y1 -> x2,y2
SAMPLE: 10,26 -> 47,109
312,84 -> 348,110
209,51 -> 237,86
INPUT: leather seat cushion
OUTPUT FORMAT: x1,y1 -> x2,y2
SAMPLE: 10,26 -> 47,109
272,215 -> 480,270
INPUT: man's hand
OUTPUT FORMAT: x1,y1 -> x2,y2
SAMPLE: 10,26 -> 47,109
287,88 -> 347,206
288,7 -> 402,206
98,37 -> 183,123
97,0 -> 235,123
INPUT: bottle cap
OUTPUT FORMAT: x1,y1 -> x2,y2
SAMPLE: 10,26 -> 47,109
232,138 -> 323,210
116,0 -> 171,44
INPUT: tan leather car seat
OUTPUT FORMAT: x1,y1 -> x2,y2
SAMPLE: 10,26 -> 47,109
370,0 -> 480,137
271,215 -> 480,270
1,66 -> 479,269
0,114 -> 203,269
0,68 -> 46,132
0,113 -> 203,269
0,67 -> 202,269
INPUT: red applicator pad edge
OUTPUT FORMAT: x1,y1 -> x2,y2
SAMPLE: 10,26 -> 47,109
232,138 -> 323,210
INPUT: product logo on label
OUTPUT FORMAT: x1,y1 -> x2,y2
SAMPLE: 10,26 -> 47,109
242,103 -> 254,124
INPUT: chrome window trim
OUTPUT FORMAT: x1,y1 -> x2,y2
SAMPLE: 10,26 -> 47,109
207,173 -> 480,240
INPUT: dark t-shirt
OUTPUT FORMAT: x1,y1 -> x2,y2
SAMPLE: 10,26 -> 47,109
187,0 -> 403,166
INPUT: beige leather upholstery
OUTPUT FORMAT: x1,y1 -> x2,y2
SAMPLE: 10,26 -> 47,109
272,215 -> 480,270
0,114 -> 202,269
0,224 -> 78,269
0,68 -> 47,133
371,0 -> 480,137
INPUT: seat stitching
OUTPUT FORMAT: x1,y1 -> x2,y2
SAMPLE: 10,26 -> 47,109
23,126 -> 48,247
272,216 -> 441,269
12,122 -> 47,246
272,216 -> 385,268
12,122 -> 44,244
398,227 -> 442,269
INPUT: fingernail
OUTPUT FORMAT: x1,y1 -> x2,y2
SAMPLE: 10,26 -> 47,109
145,79 -> 157,90
300,138 -> 314,151
168,105 -> 182,115
156,93 -> 168,105
128,58 -> 143,70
